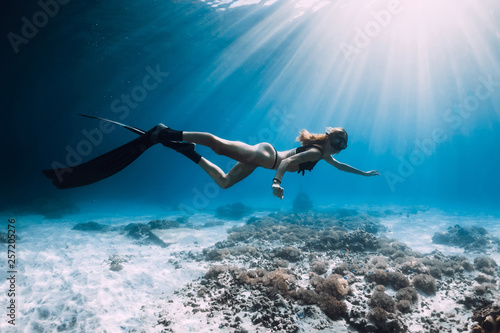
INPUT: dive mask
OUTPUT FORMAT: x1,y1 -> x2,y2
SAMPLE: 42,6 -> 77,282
329,135 -> 347,151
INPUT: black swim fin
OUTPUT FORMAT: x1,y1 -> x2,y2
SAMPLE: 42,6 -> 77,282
42,129 -> 155,189
43,114 -> 198,189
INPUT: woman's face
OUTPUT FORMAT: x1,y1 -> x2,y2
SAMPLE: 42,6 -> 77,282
329,132 -> 348,152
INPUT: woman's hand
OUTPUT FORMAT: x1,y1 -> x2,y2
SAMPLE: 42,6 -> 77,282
364,170 -> 380,177
272,183 -> 284,199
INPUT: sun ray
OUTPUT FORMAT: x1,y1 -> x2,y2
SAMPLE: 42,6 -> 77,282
188,0 -> 500,153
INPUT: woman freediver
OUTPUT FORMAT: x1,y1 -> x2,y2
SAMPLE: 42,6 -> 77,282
43,116 -> 380,198
150,124 -> 380,199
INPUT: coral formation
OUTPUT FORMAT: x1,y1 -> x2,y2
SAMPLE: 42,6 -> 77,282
364,270 -> 409,290
104,254 -> 131,272
370,256 -> 388,269
148,219 -> 180,229
471,305 -> 500,333
124,223 -> 151,239
389,272 -> 410,290
216,202 -> 253,220
124,222 -> 171,248
473,283 -> 496,296
202,220 -> 225,228
204,248 -> 230,261
396,287 -> 419,303
365,269 -> 390,285
432,224 -> 500,252
367,306 -> 388,324
366,287 -> 407,332
474,256 -> 498,275
316,294 -> 348,320
411,274 -> 437,295
310,260 -> 328,275
273,247 -> 302,262
396,300 -> 412,313
203,263 -> 351,324
137,208 -> 497,332
310,273 -> 350,300
368,286 -> 396,313
73,221 -> 110,231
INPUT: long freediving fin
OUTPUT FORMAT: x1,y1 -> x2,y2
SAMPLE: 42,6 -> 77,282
43,116 -> 157,189
42,129 -> 156,189
77,113 -> 146,136
43,115 -> 196,189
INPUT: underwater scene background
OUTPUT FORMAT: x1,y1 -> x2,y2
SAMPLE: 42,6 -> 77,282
1,0 -> 500,332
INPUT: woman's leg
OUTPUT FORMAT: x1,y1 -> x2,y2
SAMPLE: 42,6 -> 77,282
182,132 -> 272,166
198,159 -> 257,189
153,126 -> 275,167
153,127 -> 272,187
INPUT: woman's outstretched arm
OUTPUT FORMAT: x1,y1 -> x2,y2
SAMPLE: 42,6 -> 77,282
324,155 -> 380,176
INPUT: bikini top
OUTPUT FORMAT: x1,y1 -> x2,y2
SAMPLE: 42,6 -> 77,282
296,144 -> 324,176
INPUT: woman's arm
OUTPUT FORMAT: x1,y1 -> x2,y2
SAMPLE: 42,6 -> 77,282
324,155 -> 380,176
272,149 -> 322,199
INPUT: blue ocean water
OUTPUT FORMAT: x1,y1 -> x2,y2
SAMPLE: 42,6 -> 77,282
1,0 -> 500,216
1,0 -> 500,214
1,1 -> 500,330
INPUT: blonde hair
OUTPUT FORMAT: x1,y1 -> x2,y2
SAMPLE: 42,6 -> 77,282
296,127 -> 347,146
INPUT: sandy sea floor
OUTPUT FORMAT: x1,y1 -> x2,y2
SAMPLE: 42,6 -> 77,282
0,205 -> 499,333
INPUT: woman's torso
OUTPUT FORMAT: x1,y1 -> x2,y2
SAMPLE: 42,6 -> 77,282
275,143 -> 325,172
